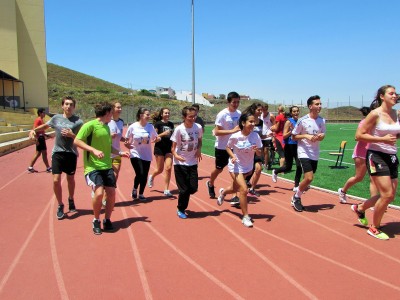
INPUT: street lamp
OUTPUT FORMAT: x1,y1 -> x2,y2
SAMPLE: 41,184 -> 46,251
191,0 -> 195,104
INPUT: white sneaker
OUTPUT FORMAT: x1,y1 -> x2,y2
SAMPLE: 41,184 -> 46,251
242,215 -> 253,227
147,175 -> 153,188
272,170 -> 277,183
338,188 -> 347,203
164,190 -> 173,197
217,188 -> 225,206
293,186 -> 298,192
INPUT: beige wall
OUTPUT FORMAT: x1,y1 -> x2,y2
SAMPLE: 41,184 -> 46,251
0,0 -> 47,109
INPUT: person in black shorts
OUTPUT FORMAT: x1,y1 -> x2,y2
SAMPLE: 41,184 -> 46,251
29,97 -> 84,219
192,103 -> 205,133
148,108 -> 175,197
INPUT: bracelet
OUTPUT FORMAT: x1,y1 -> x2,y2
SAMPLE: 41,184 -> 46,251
118,151 -> 123,156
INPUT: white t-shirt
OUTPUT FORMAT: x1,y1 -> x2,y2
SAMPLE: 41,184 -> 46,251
171,123 -> 203,166
108,118 -> 124,158
125,122 -> 157,161
292,114 -> 326,160
227,131 -> 262,173
261,112 -> 273,140
214,108 -> 241,149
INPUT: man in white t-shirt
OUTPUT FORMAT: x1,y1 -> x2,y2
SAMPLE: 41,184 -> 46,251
206,92 -> 241,198
291,95 -> 326,212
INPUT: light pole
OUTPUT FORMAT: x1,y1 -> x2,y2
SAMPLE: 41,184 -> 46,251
191,0 -> 195,104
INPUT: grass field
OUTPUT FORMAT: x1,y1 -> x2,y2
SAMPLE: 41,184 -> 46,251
201,123 -> 400,207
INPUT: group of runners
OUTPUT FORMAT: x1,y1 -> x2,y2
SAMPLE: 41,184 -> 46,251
27,85 -> 400,240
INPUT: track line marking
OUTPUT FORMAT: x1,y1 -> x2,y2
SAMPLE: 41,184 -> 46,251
49,190 -> 69,300
117,189 -> 153,300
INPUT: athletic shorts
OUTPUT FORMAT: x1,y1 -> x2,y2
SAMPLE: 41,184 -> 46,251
112,156 -> 122,166
254,155 -> 263,163
215,148 -> 230,169
299,158 -> 318,174
275,139 -> 285,159
262,139 -> 273,149
52,152 -> 77,175
154,145 -> 172,157
366,150 -> 398,179
36,135 -> 47,151
85,169 -> 116,189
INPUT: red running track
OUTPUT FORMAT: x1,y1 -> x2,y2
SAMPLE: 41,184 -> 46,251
1,139 -> 400,299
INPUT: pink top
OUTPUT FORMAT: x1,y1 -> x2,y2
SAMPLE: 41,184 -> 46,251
352,120 -> 368,159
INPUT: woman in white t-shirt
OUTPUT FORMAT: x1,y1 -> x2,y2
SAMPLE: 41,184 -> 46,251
216,113 -> 262,227
125,108 -> 159,201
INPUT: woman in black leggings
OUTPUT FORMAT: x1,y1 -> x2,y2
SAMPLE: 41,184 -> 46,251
271,106 -> 302,191
125,107 -> 159,200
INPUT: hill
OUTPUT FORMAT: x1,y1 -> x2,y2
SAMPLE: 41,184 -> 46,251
46,63 -> 363,123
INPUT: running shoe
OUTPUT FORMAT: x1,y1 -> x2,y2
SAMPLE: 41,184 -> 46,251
177,210 -> 187,219
367,226 -> 389,240
164,190 -> 173,197
246,180 -> 252,188
92,219 -> 102,235
293,186 -> 298,192
46,167 -> 52,173
291,196 -> 304,212
230,196 -> 240,206
272,170 -> 278,183
351,204 -> 368,226
132,189 -> 137,200
248,188 -> 260,197
27,167 -> 38,173
56,204 -> 65,219
147,175 -> 153,188
68,197 -> 76,212
206,180 -> 216,198
103,219 -> 114,231
138,195 -> 146,201
217,188 -> 225,206
338,188 -> 347,204
242,215 -> 253,227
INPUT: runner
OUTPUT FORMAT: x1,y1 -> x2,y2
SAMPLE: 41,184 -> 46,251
261,104 -> 275,170
125,107 -> 159,201
206,92 -> 241,199
272,106 -> 303,191
74,102 -> 129,235
29,97 -> 83,219
27,108 -> 51,173
338,107 -> 377,203
171,106 -> 203,219
351,85 -> 400,240
291,95 -> 326,212
192,103 -> 205,133
216,112 -> 262,227
148,107 -> 174,197
270,105 -> 286,167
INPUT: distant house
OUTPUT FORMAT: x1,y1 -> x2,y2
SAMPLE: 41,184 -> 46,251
240,95 -> 251,101
156,87 -> 175,98
202,93 -> 216,100
175,91 -> 213,107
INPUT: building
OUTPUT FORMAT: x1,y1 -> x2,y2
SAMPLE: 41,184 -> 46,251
175,91 -> 213,107
155,86 -> 175,98
0,0 -> 47,109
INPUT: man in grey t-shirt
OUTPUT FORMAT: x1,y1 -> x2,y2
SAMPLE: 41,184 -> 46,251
29,96 -> 83,220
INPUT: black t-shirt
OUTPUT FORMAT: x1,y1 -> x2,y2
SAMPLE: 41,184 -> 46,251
153,120 -> 174,149
195,116 -> 205,130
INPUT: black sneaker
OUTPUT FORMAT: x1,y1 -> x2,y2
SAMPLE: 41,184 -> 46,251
248,188 -> 260,197
230,196 -> 240,206
103,219 -> 114,231
68,198 -> 76,212
291,196 -> 304,212
27,167 -> 38,173
206,180 -> 215,198
132,189 -> 138,200
46,167 -> 52,173
56,204 -> 65,219
93,219 -> 102,235
246,180 -> 252,188
138,195 -> 146,201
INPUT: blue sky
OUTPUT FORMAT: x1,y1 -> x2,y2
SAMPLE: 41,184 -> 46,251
44,0 -> 400,108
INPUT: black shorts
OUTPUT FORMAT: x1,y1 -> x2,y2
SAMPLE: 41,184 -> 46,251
215,148 -> 230,169
85,169 -> 116,189
52,152 -> 78,175
154,145 -> 172,156
36,135 -> 47,151
366,150 -> 398,179
254,155 -> 263,163
275,139 -> 285,158
299,158 -> 318,174
262,139 -> 273,149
